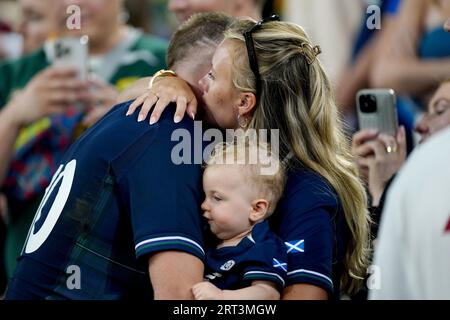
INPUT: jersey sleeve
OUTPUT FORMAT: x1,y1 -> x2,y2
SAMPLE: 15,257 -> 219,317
274,171 -> 339,296
241,235 -> 288,290
114,116 -> 205,263
281,207 -> 334,294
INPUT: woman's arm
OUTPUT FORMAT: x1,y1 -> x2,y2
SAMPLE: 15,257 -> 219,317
0,105 -> 21,185
192,281 -> 280,300
0,66 -> 88,184
370,0 -> 450,96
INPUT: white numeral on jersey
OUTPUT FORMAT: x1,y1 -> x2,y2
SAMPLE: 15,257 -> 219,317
24,159 -> 77,254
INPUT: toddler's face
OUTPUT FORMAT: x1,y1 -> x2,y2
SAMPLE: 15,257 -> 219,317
201,165 -> 256,240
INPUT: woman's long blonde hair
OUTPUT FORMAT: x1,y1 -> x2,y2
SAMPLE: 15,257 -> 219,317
225,19 -> 371,295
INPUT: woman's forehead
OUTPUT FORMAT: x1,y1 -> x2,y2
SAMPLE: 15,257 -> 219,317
212,40 -> 235,68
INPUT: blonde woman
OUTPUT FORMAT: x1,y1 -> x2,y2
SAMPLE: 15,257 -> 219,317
128,17 -> 371,299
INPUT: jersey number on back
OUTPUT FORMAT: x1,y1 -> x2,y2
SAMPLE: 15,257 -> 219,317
24,160 -> 77,254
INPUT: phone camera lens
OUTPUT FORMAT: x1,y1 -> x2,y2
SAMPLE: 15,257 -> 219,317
360,94 -> 377,113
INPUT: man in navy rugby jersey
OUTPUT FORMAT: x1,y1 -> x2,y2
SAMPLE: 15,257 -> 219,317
5,12 -> 234,300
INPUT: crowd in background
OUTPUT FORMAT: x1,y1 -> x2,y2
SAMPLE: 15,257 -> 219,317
0,0 -> 449,299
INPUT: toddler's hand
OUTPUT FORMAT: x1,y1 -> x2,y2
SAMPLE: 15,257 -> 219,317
192,282 -> 223,300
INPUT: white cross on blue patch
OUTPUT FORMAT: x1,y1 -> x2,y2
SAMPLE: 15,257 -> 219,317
285,239 -> 304,253
273,258 -> 287,272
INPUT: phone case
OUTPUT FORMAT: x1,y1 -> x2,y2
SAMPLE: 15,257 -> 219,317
356,89 -> 398,137
53,37 -> 88,80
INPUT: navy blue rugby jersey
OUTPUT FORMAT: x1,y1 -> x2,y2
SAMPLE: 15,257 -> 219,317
5,101 -> 205,300
204,221 -> 287,291
269,169 -> 350,299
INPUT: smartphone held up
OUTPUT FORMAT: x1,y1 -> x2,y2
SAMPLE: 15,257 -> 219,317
356,89 -> 399,137
52,36 -> 89,80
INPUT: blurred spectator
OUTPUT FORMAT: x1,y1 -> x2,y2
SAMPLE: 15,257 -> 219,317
335,0 -> 416,155
18,0 -> 61,55
415,80 -> 450,143
0,0 -> 167,279
370,0 -> 450,106
368,126 -> 450,299
352,79 -> 450,237
338,0 -> 450,154
283,0 -> 364,83
0,20 -> 22,61
124,0 -> 151,33
0,1 -> 20,60
335,0 -> 400,128
168,0 -> 264,23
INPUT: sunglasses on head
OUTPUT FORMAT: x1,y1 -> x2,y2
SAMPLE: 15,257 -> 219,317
243,14 -> 280,101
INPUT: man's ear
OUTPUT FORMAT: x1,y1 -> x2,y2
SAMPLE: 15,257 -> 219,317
249,199 -> 269,223
237,92 -> 257,117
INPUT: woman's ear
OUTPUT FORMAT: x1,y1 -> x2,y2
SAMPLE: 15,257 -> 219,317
249,199 -> 269,223
237,92 -> 257,117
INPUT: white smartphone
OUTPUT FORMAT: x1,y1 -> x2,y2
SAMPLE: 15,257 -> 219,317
356,89 -> 399,137
53,36 -> 88,80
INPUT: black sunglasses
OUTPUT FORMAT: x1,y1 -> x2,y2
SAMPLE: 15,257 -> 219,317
243,14 -> 280,101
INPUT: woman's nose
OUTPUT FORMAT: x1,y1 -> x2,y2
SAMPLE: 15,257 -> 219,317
415,115 -> 430,135
415,114 -> 431,141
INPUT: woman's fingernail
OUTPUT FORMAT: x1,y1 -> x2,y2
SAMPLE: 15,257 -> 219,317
191,113 -> 195,120
149,117 -> 156,125
174,115 -> 181,123
137,114 -> 145,122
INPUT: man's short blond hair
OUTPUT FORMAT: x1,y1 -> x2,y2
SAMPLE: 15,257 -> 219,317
167,12 -> 234,69
206,138 -> 286,215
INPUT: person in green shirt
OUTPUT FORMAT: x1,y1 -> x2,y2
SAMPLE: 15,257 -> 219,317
0,0 -> 167,280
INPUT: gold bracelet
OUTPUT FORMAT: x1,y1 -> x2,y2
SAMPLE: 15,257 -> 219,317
148,69 -> 177,89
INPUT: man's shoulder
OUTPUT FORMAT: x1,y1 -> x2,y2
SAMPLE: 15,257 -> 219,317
95,101 -> 194,140
87,101 -> 196,168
